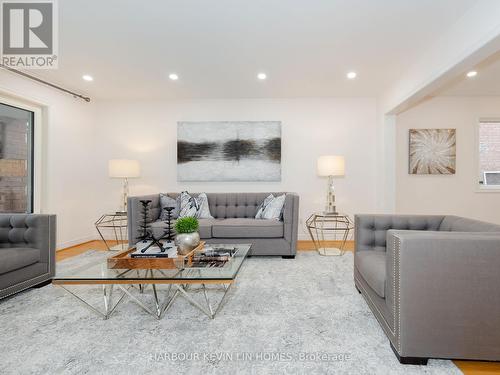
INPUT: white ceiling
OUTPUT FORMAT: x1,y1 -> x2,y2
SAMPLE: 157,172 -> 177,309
438,51 -> 500,96
33,0 -> 480,100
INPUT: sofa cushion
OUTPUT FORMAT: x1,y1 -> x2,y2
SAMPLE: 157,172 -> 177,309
0,248 -> 40,275
355,251 -> 386,298
212,218 -> 284,238
197,219 -> 216,238
149,219 -> 216,239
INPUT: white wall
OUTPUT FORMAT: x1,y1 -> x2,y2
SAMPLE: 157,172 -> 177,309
95,98 -> 378,239
0,70 -> 99,248
382,1 -> 500,114
395,96 -> 500,224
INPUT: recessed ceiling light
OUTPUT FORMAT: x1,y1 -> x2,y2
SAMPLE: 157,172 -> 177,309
466,70 -> 477,78
169,73 -> 179,81
82,74 -> 93,82
347,71 -> 357,79
257,73 -> 267,80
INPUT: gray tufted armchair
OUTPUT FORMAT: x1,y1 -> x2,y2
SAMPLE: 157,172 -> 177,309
354,214 -> 500,364
0,214 -> 56,300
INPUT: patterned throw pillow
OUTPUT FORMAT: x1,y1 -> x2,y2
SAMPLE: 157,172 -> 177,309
255,194 -> 275,219
178,191 -> 198,217
159,194 -> 180,220
255,194 -> 286,220
178,191 -> 213,219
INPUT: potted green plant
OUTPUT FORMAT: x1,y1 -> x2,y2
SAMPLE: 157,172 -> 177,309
174,216 -> 200,254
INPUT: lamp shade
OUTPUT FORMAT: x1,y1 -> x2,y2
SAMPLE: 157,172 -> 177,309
108,159 -> 141,178
317,155 -> 345,177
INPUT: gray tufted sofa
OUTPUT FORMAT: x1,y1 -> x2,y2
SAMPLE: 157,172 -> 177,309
0,214 -> 56,300
128,192 -> 299,257
354,214 -> 500,364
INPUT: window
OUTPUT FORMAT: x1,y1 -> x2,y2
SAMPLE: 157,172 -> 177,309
478,120 -> 500,188
0,103 -> 34,213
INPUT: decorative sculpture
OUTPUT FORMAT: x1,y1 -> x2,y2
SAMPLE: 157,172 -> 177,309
137,200 -> 151,242
136,201 -> 176,254
159,206 -> 175,242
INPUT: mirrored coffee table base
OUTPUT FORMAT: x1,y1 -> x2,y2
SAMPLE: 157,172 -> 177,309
54,279 -> 234,320
53,244 -> 251,320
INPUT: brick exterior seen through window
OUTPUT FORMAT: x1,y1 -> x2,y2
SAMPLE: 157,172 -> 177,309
479,122 -> 500,185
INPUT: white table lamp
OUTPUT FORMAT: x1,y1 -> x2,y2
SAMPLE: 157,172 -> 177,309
109,159 -> 140,212
317,155 -> 345,214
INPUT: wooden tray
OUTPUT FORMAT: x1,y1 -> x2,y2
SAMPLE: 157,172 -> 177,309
107,241 -> 205,270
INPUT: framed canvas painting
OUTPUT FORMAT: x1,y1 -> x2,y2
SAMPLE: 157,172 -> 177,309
177,121 -> 281,181
409,128 -> 456,174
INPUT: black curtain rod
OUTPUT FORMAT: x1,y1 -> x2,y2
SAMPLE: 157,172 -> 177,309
0,64 -> 91,102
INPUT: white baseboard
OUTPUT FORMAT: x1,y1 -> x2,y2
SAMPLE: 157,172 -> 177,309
57,235 -> 97,251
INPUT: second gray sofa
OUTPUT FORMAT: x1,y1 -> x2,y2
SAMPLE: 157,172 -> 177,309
128,192 -> 299,257
0,214 -> 56,300
354,214 -> 500,364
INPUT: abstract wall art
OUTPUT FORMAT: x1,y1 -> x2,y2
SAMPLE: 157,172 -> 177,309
409,128 -> 456,175
177,121 -> 281,181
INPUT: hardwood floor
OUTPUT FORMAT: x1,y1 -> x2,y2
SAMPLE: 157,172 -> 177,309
56,240 -> 499,374
56,240 -> 121,261
455,361 -> 500,375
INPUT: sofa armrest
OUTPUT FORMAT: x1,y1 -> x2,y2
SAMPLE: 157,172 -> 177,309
386,230 -> 500,358
283,193 -> 299,254
354,214 -> 445,252
127,194 -> 161,245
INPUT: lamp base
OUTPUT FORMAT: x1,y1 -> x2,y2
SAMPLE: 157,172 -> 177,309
323,210 -> 339,216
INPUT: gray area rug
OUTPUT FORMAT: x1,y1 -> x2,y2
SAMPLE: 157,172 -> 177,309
0,251 -> 460,375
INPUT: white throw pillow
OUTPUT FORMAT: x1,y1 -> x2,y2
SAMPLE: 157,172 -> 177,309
196,193 -> 213,219
256,194 -> 286,220
178,191 -> 213,219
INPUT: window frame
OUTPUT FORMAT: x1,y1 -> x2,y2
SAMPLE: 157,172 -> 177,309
0,94 -> 43,212
476,118 -> 500,193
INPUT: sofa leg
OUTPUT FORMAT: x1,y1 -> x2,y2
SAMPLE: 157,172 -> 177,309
355,284 -> 362,294
282,255 -> 295,259
390,343 -> 428,365
33,279 -> 52,289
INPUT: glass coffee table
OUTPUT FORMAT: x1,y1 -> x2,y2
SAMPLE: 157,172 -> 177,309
53,243 -> 251,320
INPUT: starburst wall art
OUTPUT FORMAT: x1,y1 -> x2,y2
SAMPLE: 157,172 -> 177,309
409,129 -> 456,175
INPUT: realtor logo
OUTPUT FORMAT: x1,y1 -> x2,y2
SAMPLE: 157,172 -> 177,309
1,0 -> 58,68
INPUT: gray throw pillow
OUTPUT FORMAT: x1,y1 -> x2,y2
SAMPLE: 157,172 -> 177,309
160,193 -> 180,220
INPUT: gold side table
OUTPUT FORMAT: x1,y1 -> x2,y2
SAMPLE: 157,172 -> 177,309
95,212 -> 128,251
306,212 -> 353,256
